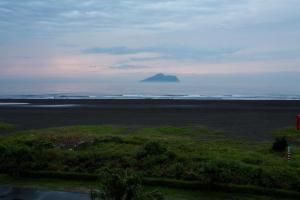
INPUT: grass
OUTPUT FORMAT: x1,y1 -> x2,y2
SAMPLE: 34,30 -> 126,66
0,121 -> 15,132
1,125 -> 291,167
1,125 -> 300,199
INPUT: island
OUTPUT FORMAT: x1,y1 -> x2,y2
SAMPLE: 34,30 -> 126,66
141,73 -> 180,82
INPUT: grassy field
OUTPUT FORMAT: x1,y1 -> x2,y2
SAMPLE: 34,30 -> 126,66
1,123 -> 300,199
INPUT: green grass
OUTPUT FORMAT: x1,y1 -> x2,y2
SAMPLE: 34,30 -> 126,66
1,124 -> 291,168
1,125 -> 300,198
159,187 -> 295,200
0,121 -> 15,132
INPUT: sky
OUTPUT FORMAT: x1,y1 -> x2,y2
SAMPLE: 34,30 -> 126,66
0,0 -> 300,81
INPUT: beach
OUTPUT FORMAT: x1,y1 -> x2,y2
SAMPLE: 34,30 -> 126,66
0,99 -> 299,140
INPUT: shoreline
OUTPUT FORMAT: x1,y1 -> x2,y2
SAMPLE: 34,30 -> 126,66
1,99 -> 300,140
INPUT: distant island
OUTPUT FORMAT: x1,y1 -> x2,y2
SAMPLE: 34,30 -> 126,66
141,73 -> 180,82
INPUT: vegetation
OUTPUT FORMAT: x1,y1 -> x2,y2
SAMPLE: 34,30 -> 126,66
0,121 -> 15,132
1,174 -> 293,200
274,127 -> 300,144
272,137 -> 288,152
90,169 -> 164,200
1,125 -> 300,198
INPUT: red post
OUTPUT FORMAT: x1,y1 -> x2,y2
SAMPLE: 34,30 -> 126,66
297,115 -> 300,131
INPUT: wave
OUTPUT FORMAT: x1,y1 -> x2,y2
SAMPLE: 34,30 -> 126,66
0,94 -> 97,99
1,93 -> 300,100
104,94 -> 300,100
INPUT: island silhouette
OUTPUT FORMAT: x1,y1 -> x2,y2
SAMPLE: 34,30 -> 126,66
141,73 -> 180,82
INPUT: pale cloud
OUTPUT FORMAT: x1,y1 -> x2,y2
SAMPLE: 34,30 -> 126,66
60,10 -> 112,19
1,0 -> 299,35
0,0 -> 300,78
109,64 -> 148,70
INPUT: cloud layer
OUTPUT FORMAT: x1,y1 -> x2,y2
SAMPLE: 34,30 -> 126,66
0,0 -> 300,78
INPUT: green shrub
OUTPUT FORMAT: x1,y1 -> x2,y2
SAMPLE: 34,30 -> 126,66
94,136 -> 124,144
272,137 -> 288,152
24,139 -> 54,150
0,145 -> 35,176
167,162 -> 185,179
137,141 -> 167,159
200,159 -> 263,186
135,142 -> 179,178
90,168 -> 164,200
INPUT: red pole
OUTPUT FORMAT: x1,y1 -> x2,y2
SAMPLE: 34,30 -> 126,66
297,115 -> 300,131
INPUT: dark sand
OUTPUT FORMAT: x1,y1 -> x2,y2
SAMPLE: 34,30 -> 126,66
0,99 -> 300,140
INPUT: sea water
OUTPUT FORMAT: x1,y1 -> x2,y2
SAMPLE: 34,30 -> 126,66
0,80 -> 299,100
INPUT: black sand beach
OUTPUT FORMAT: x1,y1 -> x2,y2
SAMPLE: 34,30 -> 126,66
0,99 -> 300,140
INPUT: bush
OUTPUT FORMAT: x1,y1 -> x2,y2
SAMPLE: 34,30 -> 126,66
24,139 -> 54,150
272,137 -> 288,152
135,142 -> 179,177
167,162 -> 185,179
90,168 -> 164,200
0,145 -> 35,176
137,141 -> 167,159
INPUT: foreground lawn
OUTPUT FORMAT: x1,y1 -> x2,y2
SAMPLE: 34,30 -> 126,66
1,125 -> 300,198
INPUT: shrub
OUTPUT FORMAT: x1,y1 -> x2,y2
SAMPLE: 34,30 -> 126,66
48,134 -> 94,150
90,168 -> 164,200
137,141 -> 167,159
144,142 -> 166,154
272,137 -> 288,152
94,136 -> 125,145
0,145 -> 35,176
167,162 -> 185,179
135,142 -> 179,177
24,139 -> 54,150
199,159 -> 263,186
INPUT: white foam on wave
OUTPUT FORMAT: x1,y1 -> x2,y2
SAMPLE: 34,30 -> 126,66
0,93 -> 98,100
103,94 -> 300,100
1,93 -> 300,100
0,102 -> 30,105
31,104 -> 79,108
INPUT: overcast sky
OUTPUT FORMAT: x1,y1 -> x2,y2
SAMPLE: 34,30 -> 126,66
0,0 -> 300,80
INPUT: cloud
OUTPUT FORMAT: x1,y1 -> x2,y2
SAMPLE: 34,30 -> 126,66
1,0 -> 300,76
1,0 -> 299,38
60,10 -> 111,19
83,46 -> 151,55
83,45 -> 300,63
83,46 -> 243,61
109,63 -> 148,70
57,43 -> 79,48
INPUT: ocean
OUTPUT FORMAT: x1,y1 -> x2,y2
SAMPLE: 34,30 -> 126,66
0,80 -> 299,100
